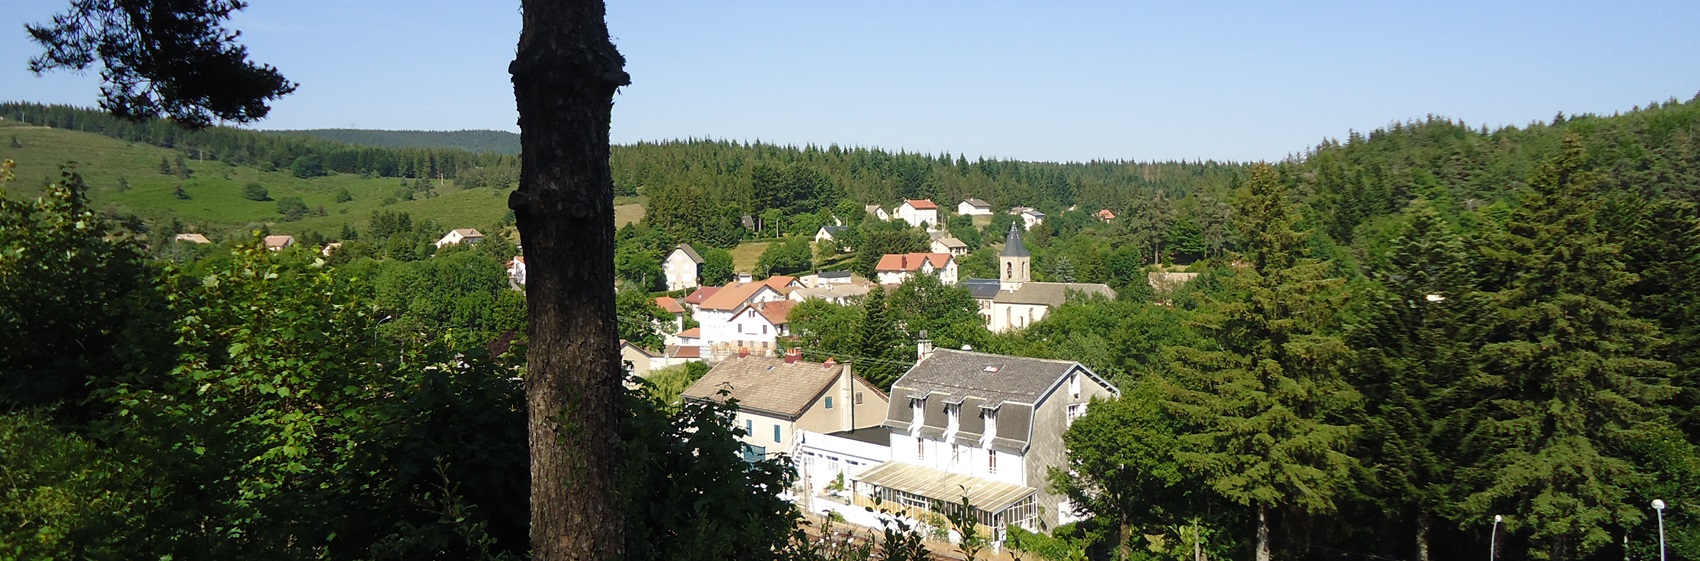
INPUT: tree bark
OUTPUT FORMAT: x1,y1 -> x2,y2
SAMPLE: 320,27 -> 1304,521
1256,505 -> 1271,561
1416,510 -> 1431,561
511,1 -> 629,560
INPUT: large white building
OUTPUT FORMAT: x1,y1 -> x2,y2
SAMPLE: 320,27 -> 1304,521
663,244 -> 705,291
854,347 -> 1119,536
957,198 -> 993,216
894,199 -> 940,230
435,228 -> 485,248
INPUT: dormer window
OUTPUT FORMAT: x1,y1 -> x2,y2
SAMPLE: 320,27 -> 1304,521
1070,372 -> 1081,398
946,403 -> 960,432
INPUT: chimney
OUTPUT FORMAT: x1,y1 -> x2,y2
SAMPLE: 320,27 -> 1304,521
823,357 -> 837,369
916,330 -> 934,360
738,347 -> 750,359
784,347 -> 801,364
900,255 -> 908,269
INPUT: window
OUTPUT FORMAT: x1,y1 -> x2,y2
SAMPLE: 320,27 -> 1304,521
951,444 -> 961,466
1004,262 -> 1012,279
742,444 -> 766,463
917,439 -> 925,461
762,325 -> 768,334
737,323 -> 743,333
825,396 -> 834,409
773,424 -> 782,443
988,451 -> 998,474
1070,373 -> 1081,398
1067,403 -> 1086,426
855,392 -> 864,404
744,419 -> 753,434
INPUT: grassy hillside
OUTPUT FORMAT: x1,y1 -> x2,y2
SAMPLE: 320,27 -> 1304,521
1,121 -> 641,241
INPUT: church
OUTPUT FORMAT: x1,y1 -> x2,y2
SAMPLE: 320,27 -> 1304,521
974,225 -> 1115,332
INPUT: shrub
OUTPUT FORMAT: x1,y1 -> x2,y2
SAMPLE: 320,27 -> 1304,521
242,182 -> 270,201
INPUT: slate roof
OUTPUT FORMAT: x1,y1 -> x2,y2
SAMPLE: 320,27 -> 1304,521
818,270 -> 852,279
681,356 -> 845,419
1000,224 -> 1029,257
890,349 -> 1082,408
827,428 -> 891,447
450,228 -> 484,238
818,225 -> 848,235
671,243 -> 705,264
991,282 -> 1115,306
961,198 -> 991,209
962,278 -> 1002,300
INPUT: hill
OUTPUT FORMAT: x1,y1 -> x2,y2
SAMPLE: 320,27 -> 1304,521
0,120 -> 643,242
271,128 -> 521,154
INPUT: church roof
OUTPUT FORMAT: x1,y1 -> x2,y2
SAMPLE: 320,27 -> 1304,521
1000,224 -> 1029,257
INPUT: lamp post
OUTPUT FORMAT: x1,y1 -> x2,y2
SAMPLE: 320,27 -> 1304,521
1653,499 -> 1667,561
1489,514 -> 1503,561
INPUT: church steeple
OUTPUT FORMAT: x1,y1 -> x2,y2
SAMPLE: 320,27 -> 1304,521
999,224 -> 1031,291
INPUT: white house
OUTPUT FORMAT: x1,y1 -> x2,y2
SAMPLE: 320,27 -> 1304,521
895,199 -> 940,230
435,228 -> 485,248
796,429 -> 891,496
957,198 -> 993,216
874,253 -> 958,286
865,204 -> 890,221
663,244 -> 705,291
1009,207 -> 1045,229
929,232 -> 969,257
692,280 -> 789,359
982,225 -> 1114,332
507,256 -> 527,286
856,347 -> 1119,535
682,350 -> 889,463
722,299 -> 796,353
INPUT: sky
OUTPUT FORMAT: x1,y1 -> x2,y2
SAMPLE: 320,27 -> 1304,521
4,1 -> 1698,163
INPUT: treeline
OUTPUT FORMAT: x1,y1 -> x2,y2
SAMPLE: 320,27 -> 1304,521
623,138 -> 1246,247
280,128 -> 521,154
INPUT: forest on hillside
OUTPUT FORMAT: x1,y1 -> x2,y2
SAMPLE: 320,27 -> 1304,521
4,93 -> 1700,561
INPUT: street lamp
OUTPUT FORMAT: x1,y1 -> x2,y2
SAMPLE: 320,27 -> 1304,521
1653,499 -> 1667,561
1489,514 -> 1503,561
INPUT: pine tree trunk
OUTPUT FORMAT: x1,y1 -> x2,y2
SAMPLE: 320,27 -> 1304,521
511,1 -> 629,560
1256,505 -> 1272,561
1416,511 -> 1431,561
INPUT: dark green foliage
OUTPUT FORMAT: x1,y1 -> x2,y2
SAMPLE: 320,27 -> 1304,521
276,196 -> 308,221
756,236 -> 813,276
173,154 -> 191,179
616,285 -> 671,350
851,288 -> 911,389
700,246 -> 736,286
172,184 -> 189,199
854,221 -> 929,277
334,187 -> 353,203
283,129 -> 522,154
1457,135 -> 1684,560
291,154 -> 325,178
242,181 -> 270,201
0,165 -> 152,416
25,0 -> 296,126
887,273 -> 986,354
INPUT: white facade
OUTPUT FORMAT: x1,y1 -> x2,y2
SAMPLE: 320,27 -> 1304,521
987,302 -> 1050,332
1018,210 -> 1045,229
895,200 -> 940,230
663,245 -> 703,291
865,205 -> 890,221
693,285 -> 786,355
435,228 -> 484,248
957,199 -> 993,216
796,431 -> 892,495
874,253 -> 958,286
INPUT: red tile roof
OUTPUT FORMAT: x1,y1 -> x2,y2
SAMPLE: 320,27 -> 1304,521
677,327 -> 701,339
764,275 -> 798,290
904,199 -> 939,210
655,297 -> 686,314
683,286 -> 720,305
667,345 -> 702,359
700,281 -> 778,311
875,253 -> 954,272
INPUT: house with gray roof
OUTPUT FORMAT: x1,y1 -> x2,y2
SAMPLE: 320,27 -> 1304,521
682,349 -> 888,463
855,347 -> 1119,536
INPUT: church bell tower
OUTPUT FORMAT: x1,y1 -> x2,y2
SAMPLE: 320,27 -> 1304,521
999,223 -> 1030,292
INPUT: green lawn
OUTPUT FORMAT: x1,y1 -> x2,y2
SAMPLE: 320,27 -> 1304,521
730,241 -> 770,272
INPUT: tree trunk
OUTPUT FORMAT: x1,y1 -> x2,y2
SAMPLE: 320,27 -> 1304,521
511,1 -> 629,560
1416,510 -> 1431,561
1256,505 -> 1271,561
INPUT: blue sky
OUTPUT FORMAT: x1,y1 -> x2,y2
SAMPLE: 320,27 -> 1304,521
5,1 -> 1698,162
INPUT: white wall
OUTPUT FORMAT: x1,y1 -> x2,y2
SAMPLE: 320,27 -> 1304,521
664,250 -> 700,291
